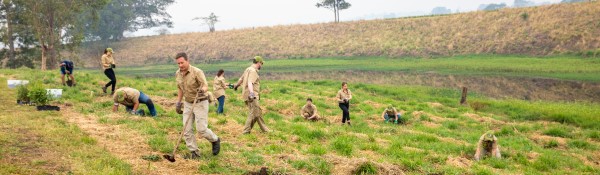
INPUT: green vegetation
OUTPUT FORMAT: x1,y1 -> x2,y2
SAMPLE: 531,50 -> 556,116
114,55 -> 600,82
1,63 -> 599,174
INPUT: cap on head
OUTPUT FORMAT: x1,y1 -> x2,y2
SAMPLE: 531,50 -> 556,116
106,48 -> 114,53
253,56 -> 264,64
116,90 -> 125,102
387,104 -> 394,110
483,131 -> 495,141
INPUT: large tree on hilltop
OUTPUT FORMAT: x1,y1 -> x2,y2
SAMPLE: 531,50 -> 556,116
84,0 -> 175,41
192,12 -> 219,32
316,0 -> 351,23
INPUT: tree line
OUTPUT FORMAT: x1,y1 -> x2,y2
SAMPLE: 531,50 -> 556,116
0,0 -> 174,70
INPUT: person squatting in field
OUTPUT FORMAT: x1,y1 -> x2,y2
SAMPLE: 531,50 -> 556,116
174,52 -> 221,159
301,98 -> 320,121
382,104 -> 403,124
113,87 -> 157,117
234,56 -> 270,134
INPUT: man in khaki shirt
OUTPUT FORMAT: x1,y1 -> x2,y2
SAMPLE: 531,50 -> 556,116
234,56 -> 269,134
301,98 -> 319,121
112,87 -> 157,117
174,52 -> 220,159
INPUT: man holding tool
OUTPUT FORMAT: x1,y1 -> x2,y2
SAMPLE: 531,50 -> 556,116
172,52 -> 221,160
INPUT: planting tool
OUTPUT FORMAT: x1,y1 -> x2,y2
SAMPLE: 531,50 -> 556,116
163,88 -> 203,162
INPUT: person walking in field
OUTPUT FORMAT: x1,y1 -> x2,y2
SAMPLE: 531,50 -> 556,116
233,56 -> 270,134
337,82 -> 352,126
113,87 -> 157,117
59,60 -> 76,86
301,98 -> 320,121
213,69 -> 227,115
101,48 -> 117,95
382,104 -> 402,124
174,52 -> 221,159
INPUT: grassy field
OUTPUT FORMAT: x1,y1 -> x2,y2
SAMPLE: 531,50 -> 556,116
73,2 -> 600,67
1,67 -> 599,174
114,55 -> 600,82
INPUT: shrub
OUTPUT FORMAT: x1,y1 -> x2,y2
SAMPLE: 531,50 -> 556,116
354,162 -> 377,175
28,82 -> 49,106
17,84 -> 30,102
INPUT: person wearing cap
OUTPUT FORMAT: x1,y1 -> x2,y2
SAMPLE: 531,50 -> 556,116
174,52 -> 220,159
213,69 -> 227,115
474,130 -> 501,161
101,48 -> 117,95
233,56 -> 269,134
381,104 -> 402,124
336,82 -> 352,126
112,87 -> 157,117
300,98 -> 320,121
59,60 -> 76,86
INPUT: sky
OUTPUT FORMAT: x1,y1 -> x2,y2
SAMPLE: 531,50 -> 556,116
131,0 -> 561,37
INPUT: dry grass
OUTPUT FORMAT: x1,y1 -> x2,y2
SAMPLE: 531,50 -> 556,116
73,2 -> 600,67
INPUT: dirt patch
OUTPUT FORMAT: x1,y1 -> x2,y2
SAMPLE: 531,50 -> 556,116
446,156 -> 472,168
62,106 -> 199,175
529,133 -> 568,148
0,127 -> 70,174
364,100 -> 385,110
412,111 -> 453,122
422,121 -> 441,128
463,113 -> 505,125
428,102 -> 444,108
152,96 -> 177,108
323,155 -> 405,175
527,152 -> 540,162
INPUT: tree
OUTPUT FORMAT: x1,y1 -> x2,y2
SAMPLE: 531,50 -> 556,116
0,0 -> 15,66
316,0 -> 351,23
84,0 -> 175,41
431,7 -> 452,15
18,0 -> 108,70
192,12 -> 219,32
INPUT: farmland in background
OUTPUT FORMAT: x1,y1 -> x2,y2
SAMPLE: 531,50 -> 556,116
73,2 -> 600,68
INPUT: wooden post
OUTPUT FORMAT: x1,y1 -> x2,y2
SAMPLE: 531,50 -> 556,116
460,87 -> 468,105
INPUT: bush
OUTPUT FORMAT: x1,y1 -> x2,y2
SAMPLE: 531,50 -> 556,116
354,162 -> 377,175
28,82 -> 49,106
17,84 -> 30,102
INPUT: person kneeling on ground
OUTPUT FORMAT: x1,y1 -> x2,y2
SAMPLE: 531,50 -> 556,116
301,98 -> 320,121
382,104 -> 402,124
113,87 -> 157,117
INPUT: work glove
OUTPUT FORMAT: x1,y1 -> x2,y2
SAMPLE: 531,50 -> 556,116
227,83 -> 234,89
111,64 -> 116,69
385,119 -> 389,123
234,84 -> 240,91
176,102 -> 183,114
394,120 -> 398,124
130,110 -> 137,115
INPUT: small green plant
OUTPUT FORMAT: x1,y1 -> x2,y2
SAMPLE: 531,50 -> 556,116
543,127 -> 571,138
470,101 -> 489,111
27,82 -> 49,106
141,154 -> 161,162
544,140 -> 559,148
17,84 -> 30,102
520,12 -> 529,21
354,162 -> 377,175
568,140 -> 593,150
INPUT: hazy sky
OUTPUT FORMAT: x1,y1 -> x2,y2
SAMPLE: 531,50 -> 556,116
131,0 -> 561,36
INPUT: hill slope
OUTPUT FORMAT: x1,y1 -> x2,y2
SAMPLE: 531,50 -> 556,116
77,2 -> 600,67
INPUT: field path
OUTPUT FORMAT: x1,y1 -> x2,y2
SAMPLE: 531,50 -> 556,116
63,106 -> 199,175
